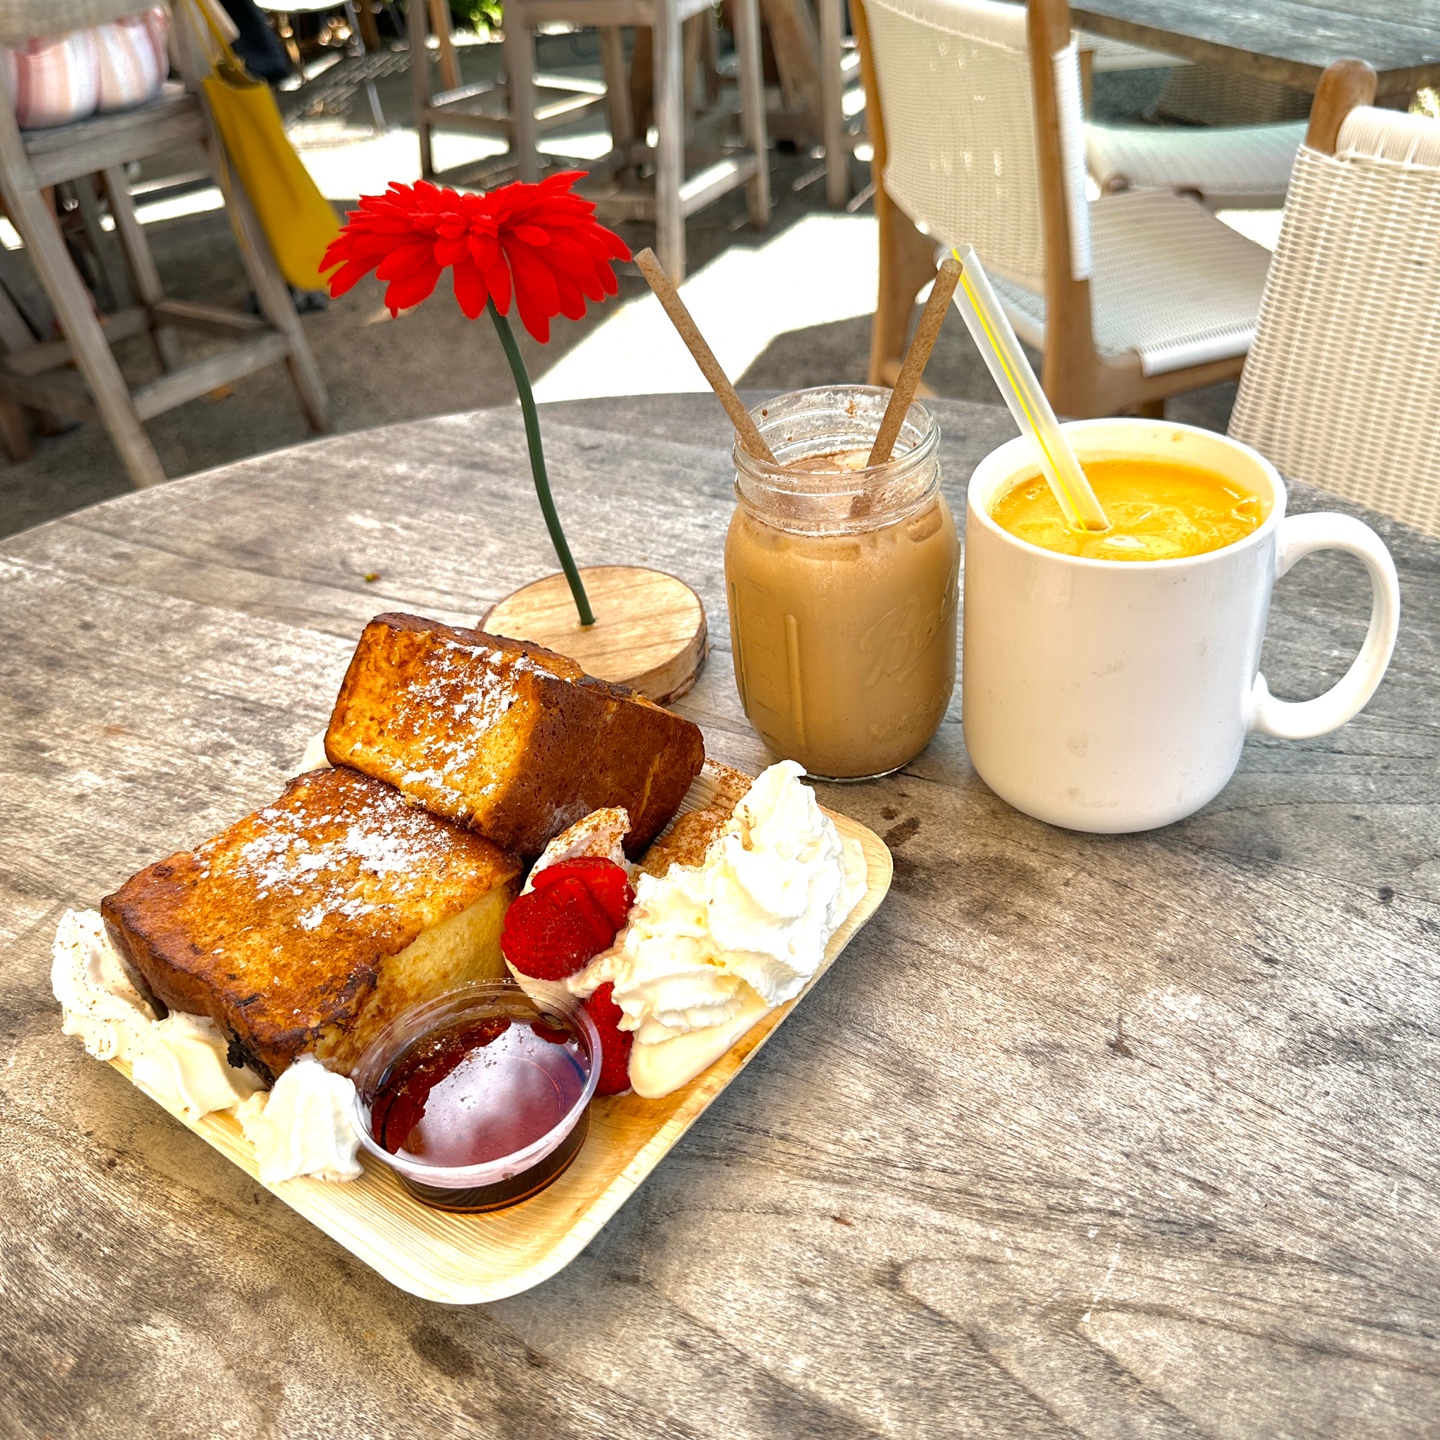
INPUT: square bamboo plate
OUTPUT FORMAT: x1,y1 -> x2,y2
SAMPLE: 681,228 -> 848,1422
104,768 -> 893,1304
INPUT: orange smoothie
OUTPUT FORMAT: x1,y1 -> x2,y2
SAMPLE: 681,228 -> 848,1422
991,458 -> 1266,561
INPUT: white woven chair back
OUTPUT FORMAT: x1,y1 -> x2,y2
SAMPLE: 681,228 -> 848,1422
864,0 -> 1092,292
1230,105 -> 1440,537
0,0 -> 154,45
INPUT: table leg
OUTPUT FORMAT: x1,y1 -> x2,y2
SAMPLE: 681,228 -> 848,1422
654,0 -> 685,280
505,19 -> 542,183
818,0 -> 847,205
733,0 -> 771,226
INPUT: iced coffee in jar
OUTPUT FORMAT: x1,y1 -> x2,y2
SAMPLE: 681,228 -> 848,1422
725,386 -> 959,779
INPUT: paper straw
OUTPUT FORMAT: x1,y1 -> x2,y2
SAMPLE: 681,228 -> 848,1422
633,248 -> 778,464
867,254 -> 962,467
950,245 -> 1109,532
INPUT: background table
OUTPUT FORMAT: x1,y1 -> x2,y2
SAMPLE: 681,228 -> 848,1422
3,394 -> 1439,1437
1070,0 -> 1440,99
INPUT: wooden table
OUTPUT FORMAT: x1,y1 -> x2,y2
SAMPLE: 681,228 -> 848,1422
3,394 -> 1439,1436
1069,0 -> 1440,100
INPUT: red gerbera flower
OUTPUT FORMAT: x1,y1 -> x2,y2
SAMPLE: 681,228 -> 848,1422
320,171 -> 631,342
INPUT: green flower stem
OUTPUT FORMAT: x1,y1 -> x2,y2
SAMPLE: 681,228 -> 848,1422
487,299 -> 595,627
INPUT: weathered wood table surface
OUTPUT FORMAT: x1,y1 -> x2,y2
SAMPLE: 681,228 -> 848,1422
1069,0 -> 1440,100
2,394 -> 1438,1437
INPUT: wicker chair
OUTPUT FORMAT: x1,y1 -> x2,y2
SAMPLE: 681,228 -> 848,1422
0,0 -> 329,487
1229,62 -> 1440,539
855,0 -> 1273,416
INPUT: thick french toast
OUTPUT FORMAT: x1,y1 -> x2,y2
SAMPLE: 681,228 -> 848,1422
100,767 -> 520,1083
324,614 -> 706,857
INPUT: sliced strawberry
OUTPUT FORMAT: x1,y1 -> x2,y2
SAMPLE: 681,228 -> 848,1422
584,982 -> 633,1096
501,858 -> 635,981
531,856 -> 635,929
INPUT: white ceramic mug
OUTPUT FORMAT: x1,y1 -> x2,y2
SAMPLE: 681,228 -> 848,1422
963,419 -> 1401,833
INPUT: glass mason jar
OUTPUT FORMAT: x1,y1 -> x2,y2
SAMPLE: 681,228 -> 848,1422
725,386 -> 960,780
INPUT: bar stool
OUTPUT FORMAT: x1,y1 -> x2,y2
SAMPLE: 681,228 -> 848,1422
412,0 -> 770,281
408,3 -> 622,193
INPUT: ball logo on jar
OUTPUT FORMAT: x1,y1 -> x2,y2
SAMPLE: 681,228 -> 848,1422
858,562 -> 958,688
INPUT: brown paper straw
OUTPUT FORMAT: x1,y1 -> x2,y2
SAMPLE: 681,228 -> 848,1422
633,248 -> 777,464
867,255 -> 963,468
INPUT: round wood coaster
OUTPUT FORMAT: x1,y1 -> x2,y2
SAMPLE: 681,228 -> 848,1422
481,565 -> 708,705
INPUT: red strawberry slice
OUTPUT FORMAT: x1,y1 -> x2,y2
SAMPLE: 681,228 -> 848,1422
531,855 -> 634,929
502,858 -> 635,981
585,982 -> 633,1096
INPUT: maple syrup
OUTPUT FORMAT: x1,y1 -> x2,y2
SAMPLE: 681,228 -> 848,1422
371,1014 -> 588,1165
352,984 -> 600,1213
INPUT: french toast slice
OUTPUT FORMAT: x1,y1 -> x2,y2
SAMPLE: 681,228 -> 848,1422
324,613 -> 706,858
100,767 -> 520,1083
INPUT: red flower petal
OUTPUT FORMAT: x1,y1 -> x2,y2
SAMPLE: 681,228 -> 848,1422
375,239 -> 438,282
323,172 -> 627,331
382,259 -> 442,314
451,257 -> 489,320
504,242 -> 559,315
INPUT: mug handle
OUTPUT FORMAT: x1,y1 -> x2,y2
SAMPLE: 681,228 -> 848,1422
1249,513 -> 1401,740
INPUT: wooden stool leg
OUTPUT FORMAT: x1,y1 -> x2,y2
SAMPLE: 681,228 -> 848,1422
0,281 -> 34,460
504,17 -> 541,183
682,14 -> 703,142
630,27 -> 654,137
818,0 -> 848,206
101,167 -> 184,374
732,0 -> 771,227
0,398 -> 30,461
354,0 -> 381,51
71,175 -> 133,311
204,138 -> 329,432
407,0 -> 435,179
5,187 -> 164,485
653,0 -> 685,281
428,0 -> 462,91
599,26 -> 634,155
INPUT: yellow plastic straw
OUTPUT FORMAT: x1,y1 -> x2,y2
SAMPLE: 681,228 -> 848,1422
950,245 -> 1109,532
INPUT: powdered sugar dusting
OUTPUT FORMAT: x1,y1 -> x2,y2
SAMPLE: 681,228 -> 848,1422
201,770 -> 486,931
340,633 -> 541,804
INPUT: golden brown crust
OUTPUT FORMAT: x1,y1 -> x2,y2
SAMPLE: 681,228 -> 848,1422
100,767 -> 519,1083
324,614 -> 705,857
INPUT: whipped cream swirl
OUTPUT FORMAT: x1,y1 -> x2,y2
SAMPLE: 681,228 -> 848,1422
571,762 -> 867,1095
53,909 -> 359,1183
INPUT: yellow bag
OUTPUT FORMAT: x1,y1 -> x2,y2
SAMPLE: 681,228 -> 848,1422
189,1 -> 338,291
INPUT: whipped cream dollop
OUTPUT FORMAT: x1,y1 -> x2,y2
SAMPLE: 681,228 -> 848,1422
297,729 -> 331,774
131,1012 -> 264,1122
53,909 -> 358,1183
234,1056 -> 362,1184
571,762 -> 867,1097
53,910 -> 261,1121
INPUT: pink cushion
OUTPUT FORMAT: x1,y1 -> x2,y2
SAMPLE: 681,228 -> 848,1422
2,7 -> 167,130
2,29 -> 99,129
94,11 -> 167,114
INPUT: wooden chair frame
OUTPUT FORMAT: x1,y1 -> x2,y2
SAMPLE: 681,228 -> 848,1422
854,0 -> 1254,417
0,6 -> 329,487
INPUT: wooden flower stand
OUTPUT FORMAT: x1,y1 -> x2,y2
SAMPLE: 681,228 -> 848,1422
482,565 -> 707,706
